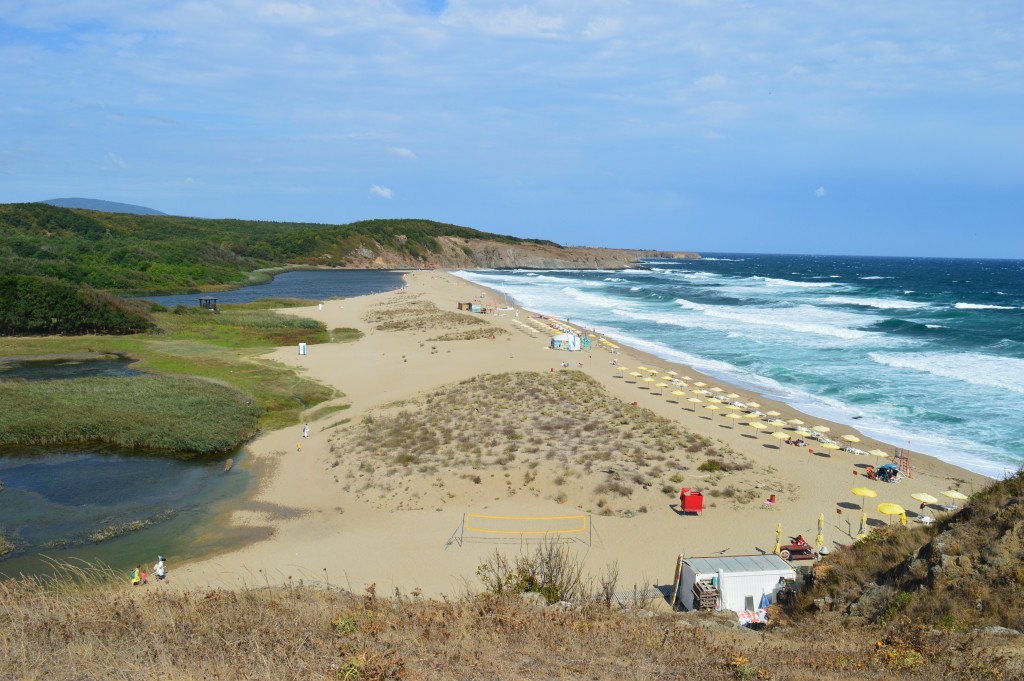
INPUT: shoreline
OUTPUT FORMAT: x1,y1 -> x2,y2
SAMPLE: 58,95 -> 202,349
169,270 -> 989,598
450,268 -> 1016,480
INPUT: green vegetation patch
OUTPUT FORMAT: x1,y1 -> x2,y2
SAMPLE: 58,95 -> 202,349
0,375 -> 261,455
0,275 -> 154,335
158,306 -> 328,347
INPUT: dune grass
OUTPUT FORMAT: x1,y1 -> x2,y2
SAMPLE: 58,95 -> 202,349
331,370 -> 754,514
0,559 -> 1016,680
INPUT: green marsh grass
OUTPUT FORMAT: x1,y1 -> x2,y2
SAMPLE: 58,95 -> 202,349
0,299 -> 345,449
0,375 -> 261,454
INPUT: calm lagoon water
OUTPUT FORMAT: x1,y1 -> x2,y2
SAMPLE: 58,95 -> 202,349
142,268 -> 406,307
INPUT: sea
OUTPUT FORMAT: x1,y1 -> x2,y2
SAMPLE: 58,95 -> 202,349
454,254 -> 1024,479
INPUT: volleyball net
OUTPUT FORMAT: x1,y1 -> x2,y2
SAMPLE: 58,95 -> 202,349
447,513 -> 592,547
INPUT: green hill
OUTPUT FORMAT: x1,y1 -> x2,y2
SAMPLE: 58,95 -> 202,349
0,202 -> 558,295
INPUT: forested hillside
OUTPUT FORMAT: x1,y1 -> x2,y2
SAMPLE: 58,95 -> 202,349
0,203 -> 560,294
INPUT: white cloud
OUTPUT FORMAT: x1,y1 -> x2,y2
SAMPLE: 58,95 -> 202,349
371,184 -> 394,199
105,152 -> 127,169
389,146 -> 418,160
583,17 -> 620,40
815,186 -> 826,198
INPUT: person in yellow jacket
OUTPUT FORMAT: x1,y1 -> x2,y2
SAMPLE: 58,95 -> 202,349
130,565 -> 141,586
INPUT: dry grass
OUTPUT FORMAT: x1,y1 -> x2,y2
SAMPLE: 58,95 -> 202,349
327,370 -> 744,514
0,560 -> 1017,680
364,296 -> 487,333
795,469 -> 1024,634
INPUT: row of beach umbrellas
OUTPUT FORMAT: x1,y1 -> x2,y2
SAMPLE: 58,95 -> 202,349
616,365 -> 875,447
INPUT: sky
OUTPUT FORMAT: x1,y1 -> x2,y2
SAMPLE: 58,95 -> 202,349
1,1 -> 1022,258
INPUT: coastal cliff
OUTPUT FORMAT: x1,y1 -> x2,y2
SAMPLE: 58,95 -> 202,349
335,235 -> 699,270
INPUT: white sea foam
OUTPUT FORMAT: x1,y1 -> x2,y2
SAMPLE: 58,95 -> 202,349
761,277 -> 840,288
869,352 -> 1024,394
859,276 -> 892,280
823,296 -> 929,310
954,302 -> 1017,310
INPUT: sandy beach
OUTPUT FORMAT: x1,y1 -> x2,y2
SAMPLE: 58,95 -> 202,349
172,270 -> 990,598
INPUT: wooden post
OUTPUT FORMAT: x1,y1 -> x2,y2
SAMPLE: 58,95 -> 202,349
669,553 -> 685,609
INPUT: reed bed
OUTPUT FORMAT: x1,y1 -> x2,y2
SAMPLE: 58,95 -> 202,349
0,375 -> 261,454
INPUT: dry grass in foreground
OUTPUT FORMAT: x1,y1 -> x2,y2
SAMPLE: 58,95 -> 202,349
328,370 -> 776,514
1,560 -> 1017,680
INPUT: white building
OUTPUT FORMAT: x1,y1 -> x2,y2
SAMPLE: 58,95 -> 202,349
675,554 -> 796,614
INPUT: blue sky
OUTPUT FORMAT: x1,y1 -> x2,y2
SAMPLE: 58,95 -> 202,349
1,1 -> 1022,257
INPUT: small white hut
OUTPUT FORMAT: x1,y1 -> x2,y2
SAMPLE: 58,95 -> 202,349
675,554 -> 795,614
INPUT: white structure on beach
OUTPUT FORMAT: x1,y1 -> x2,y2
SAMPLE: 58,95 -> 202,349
675,554 -> 795,614
551,333 -> 581,351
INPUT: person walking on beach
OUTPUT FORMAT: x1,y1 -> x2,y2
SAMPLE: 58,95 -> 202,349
153,555 -> 166,581
303,424 -> 310,438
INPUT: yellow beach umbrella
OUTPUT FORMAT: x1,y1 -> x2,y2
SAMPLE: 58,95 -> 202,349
637,365 -> 648,371
766,410 -> 781,417
793,428 -> 813,437
815,513 -> 825,549
877,502 -> 905,524
868,449 -> 890,459
812,425 -> 831,433
686,397 -> 703,411
787,418 -> 805,426
841,434 -> 861,443
746,401 -> 761,409
648,368 -> 660,375
693,381 -> 707,387
725,392 -> 741,400
660,375 -> 673,381
655,382 -> 669,388
680,375 -> 693,381
910,493 -> 937,505
667,371 -> 678,376
942,490 -> 969,509
706,397 -> 722,404
703,405 -> 720,415
819,442 -> 841,450
642,377 -> 655,388
770,431 -> 790,441
628,371 -> 642,378
670,390 -> 686,397
851,487 -> 877,509
724,412 -> 744,420
710,386 -> 724,393
724,404 -> 742,411
748,421 -> 768,432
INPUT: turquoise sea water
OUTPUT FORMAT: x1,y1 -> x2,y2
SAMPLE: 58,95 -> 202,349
455,255 -> 1024,478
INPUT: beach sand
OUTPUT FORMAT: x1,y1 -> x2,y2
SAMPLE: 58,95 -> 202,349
171,271 -> 989,598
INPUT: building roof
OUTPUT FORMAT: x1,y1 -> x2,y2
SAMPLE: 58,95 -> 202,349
685,554 -> 794,575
